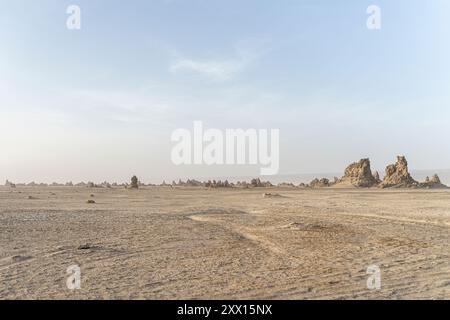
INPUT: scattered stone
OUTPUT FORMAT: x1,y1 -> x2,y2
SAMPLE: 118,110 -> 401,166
78,244 -> 93,250
86,199 -> 96,204
262,193 -> 283,198
12,255 -> 33,263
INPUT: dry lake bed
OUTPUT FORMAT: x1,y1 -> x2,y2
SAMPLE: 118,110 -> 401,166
0,186 -> 449,299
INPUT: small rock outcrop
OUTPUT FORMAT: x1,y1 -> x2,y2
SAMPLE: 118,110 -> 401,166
419,174 -> 448,189
130,176 -> 139,189
309,178 -> 330,188
337,158 -> 379,188
249,178 -> 273,188
205,180 -> 232,188
277,182 -> 296,188
5,180 -> 16,188
380,156 -> 418,188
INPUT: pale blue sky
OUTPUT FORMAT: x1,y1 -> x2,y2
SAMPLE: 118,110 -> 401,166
1,0 -> 450,183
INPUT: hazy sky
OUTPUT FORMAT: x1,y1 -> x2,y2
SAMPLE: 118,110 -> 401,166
1,0 -> 450,183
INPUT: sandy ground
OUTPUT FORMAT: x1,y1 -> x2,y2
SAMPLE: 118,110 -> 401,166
0,186 -> 449,299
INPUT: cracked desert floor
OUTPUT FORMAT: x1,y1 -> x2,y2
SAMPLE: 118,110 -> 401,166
0,186 -> 449,299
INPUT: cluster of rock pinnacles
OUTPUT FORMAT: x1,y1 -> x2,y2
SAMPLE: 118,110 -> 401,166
328,156 -> 447,189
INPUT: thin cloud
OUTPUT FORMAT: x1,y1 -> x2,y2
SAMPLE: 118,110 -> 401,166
169,58 -> 245,81
169,43 -> 264,81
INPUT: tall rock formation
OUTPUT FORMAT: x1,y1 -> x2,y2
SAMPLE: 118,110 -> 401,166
380,156 -> 418,188
337,158 -> 379,187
